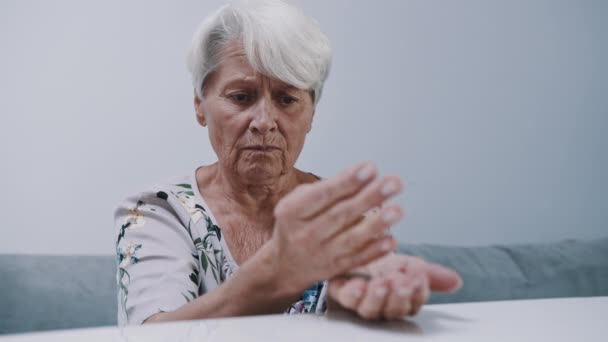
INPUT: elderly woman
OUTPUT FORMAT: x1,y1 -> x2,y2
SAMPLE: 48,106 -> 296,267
115,0 -> 461,326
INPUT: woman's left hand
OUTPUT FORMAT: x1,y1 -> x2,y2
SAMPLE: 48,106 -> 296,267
327,253 -> 462,320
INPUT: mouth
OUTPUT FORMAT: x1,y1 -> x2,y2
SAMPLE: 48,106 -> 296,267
243,145 -> 279,153
242,145 -> 279,152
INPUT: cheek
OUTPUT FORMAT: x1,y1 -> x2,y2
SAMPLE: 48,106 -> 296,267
207,113 -> 250,156
282,113 -> 312,152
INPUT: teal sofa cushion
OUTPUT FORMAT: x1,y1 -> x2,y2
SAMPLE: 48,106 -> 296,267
398,238 -> 608,304
0,255 -> 116,334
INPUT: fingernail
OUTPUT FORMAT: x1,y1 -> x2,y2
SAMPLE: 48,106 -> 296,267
382,209 -> 399,224
381,180 -> 399,195
352,289 -> 363,298
357,163 -> 376,181
451,277 -> 464,292
397,287 -> 411,297
374,287 -> 387,297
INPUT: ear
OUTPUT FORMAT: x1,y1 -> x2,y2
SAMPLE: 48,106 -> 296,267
194,94 -> 207,127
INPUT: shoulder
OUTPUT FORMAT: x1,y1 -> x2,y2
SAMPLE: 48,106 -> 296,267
114,174 -> 205,228
296,169 -> 323,184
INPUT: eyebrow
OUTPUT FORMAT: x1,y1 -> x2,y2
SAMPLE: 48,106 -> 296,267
222,77 -> 301,93
219,78 -> 257,94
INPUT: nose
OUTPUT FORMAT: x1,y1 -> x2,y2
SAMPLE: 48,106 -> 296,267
249,97 -> 277,135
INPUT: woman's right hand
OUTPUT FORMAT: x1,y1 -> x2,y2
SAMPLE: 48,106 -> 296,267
266,161 -> 405,293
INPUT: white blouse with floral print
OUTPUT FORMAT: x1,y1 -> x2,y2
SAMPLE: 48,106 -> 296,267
114,171 -> 327,326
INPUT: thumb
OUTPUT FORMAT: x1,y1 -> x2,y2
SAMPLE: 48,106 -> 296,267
426,263 -> 463,293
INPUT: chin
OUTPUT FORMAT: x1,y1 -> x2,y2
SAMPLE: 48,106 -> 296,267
237,152 -> 288,183
240,163 -> 283,184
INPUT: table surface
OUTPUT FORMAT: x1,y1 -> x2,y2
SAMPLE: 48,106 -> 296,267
2,297 -> 606,341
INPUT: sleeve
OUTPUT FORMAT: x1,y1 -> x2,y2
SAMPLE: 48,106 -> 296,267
114,190 -> 199,326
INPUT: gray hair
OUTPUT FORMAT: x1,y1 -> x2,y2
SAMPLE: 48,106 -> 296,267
186,0 -> 332,105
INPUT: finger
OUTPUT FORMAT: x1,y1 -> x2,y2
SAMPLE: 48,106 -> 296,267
382,268 -> 426,319
331,204 -> 402,255
317,176 -> 403,241
328,277 -> 367,311
274,162 -> 377,219
334,235 -> 396,274
394,256 -> 462,293
409,276 -> 430,316
382,272 -> 414,320
426,263 -> 463,293
356,278 -> 389,320
398,255 -> 427,273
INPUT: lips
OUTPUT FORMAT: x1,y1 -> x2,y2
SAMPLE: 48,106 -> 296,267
242,145 -> 279,152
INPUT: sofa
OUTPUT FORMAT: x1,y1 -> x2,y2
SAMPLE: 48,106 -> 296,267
1,237 -> 607,335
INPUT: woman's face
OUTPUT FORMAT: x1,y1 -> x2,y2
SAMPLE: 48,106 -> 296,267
194,41 -> 315,184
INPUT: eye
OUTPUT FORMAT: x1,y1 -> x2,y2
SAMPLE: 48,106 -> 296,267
229,92 -> 254,105
278,94 -> 298,106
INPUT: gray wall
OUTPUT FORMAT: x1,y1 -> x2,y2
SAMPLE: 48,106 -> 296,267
1,0 -> 606,255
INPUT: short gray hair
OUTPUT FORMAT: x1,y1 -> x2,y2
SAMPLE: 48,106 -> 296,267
186,0 -> 332,105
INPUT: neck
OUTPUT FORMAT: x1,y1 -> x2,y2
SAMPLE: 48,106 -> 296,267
206,162 -> 301,216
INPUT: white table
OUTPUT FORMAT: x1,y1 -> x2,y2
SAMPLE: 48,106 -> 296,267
2,297 -> 606,341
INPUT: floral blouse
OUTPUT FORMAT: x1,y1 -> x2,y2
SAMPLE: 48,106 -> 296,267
114,171 -> 327,325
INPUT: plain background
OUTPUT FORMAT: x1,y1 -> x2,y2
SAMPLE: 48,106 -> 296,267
1,0 -> 606,255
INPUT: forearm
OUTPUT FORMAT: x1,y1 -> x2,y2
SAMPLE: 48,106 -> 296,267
145,243 -> 302,323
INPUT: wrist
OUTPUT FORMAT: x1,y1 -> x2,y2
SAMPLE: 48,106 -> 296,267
240,241 -> 304,308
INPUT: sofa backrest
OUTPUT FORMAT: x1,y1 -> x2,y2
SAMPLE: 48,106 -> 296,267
1,237 -> 607,334
398,238 -> 608,304
0,254 -> 116,334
